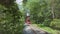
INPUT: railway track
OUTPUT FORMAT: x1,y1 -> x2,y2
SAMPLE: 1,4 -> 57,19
23,25 -> 50,34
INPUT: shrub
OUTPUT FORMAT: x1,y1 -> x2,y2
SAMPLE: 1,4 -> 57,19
43,19 -> 52,26
50,19 -> 60,30
0,4 -> 23,34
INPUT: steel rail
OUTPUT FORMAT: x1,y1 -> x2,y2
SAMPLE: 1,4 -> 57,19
29,26 -> 37,34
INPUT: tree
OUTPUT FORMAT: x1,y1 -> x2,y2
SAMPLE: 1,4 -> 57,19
25,0 -> 52,24
50,0 -> 60,19
51,0 -> 55,19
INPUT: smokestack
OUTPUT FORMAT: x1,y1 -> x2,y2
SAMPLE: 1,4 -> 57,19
25,9 -> 31,25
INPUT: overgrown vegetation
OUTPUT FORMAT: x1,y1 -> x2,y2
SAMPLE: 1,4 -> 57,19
0,0 -> 60,34
50,19 -> 60,30
23,0 -> 60,34
0,0 -> 23,34
38,24 -> 60,34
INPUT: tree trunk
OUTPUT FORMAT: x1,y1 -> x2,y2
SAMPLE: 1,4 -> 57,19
51,0 -> 55,19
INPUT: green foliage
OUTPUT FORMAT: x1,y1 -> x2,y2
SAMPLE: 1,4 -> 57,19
0,0 -> 15,7
23,0 -> 60,29
50,19 -> 60,30
43,18 -> 52,26
24,0 -> 52,24
0,1 -> 23,34
38,24 -> 60,34
54,0 -> 60,18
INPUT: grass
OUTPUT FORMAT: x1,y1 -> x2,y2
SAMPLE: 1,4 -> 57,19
37,24 -> 60,34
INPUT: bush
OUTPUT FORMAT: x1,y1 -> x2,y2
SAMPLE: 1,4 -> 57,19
50,19 -> 60,30
43,19 -> 52,26
0,4 -> 23,34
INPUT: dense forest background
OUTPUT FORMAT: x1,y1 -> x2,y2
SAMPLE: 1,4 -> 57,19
23,0 -> 60,29
0,0 -> 60,34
